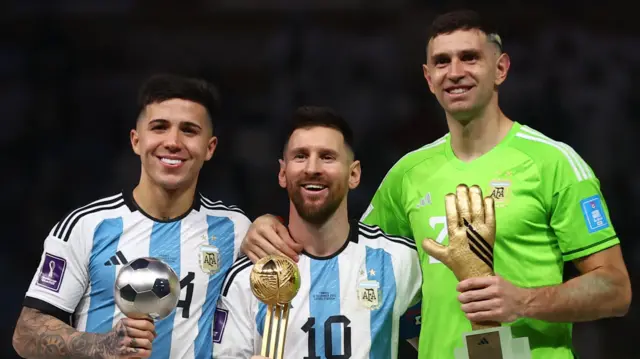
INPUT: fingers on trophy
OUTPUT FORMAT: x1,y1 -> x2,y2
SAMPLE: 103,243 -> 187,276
250,255 -> 301,359
422,184 -> 499,330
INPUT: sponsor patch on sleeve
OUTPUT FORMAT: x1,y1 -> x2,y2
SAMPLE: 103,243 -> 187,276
36,253 -> 67,292
212,308 -> 229,344
580,195 -> 610,233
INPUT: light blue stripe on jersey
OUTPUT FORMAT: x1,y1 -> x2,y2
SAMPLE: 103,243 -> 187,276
310,257 -> 342,358
256,302 -> 267,336
365,247 -> 396,359
149,221 -> 181,359
195,216 -> 235,359
86,218 -> 123,333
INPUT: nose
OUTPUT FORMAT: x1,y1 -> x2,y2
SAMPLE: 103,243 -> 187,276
163,128 -> 182,151
304,156 -> 321,175
448,58 -> 465,81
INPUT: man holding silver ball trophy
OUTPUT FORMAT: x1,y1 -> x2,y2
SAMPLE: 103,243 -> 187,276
12,74 -> 256,359
212,106 -> 423,359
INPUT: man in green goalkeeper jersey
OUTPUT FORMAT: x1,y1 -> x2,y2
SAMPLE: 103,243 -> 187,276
239,9 -> 632,359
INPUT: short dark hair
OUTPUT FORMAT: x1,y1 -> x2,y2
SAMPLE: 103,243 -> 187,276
283,106 -> 355,156
427,10 -> 503,51
137,73 -> 221,126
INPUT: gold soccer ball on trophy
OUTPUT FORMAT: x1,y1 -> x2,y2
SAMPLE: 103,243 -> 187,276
250,255 -> 301,306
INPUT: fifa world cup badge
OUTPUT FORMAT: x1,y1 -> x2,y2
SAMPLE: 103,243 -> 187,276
357,280 -> 381,310
199,245 -> 220,274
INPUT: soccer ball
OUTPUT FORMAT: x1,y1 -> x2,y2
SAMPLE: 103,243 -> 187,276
250,255 -> 300,306
114,257 -> 180,320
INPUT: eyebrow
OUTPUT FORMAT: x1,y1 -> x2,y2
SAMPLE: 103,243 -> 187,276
430,48 -> 482,62
288,146 -> 339,155
148,119 -> 203,130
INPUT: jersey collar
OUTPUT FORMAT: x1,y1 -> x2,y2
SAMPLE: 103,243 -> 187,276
282,218 -> 359,261
122,187 -> 201,223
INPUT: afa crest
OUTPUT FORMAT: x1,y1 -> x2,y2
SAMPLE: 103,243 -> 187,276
199,245 -> 220,275
357,280 -> 381,310
489,180 -> 512,207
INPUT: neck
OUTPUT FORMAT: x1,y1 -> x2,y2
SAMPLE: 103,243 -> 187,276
288,201 -> 351,258
446,97 -> 513,162
133,173 -> 197,220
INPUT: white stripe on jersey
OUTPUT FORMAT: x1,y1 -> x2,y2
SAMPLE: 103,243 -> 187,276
520,126 -> 595,179
517,126 -> 594,182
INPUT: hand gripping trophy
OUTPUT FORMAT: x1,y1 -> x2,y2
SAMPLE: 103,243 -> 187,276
422,184 -> 531,359
250,255 -> 301,359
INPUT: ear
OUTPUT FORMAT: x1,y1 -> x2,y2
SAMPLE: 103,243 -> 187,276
423,64 -> 436,94
205,136 -> 218,161
348,160 -> 361,190
130,129 -> 140,155
278,159 -> 287,189
494,52 -> 511,86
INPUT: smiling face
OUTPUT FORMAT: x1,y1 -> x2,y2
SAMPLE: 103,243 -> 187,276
279,126 -> 361,225
130,98 -> 217,191
423,29 -> 510,121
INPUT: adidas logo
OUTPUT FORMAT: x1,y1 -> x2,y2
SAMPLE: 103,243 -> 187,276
477,337 -> 489,345
104,251 -> 128,266
416,193 -> 432,208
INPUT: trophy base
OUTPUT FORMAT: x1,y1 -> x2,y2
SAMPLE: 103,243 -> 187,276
454,326 -> 531,359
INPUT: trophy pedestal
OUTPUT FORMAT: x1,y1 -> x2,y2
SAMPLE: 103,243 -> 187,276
454,326 -> 531,359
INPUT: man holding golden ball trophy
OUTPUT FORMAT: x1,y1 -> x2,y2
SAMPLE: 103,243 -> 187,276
212,106 -> 422,359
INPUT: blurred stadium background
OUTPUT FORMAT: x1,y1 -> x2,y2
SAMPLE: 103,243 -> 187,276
2,1 -> 637,358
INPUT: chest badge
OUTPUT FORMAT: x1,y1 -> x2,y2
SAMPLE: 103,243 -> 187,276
199,244 -> 220,275
357,279 -> 381,310
489,179 -> 512,207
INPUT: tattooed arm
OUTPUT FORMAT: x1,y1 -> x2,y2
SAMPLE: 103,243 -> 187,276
522,245 -> 632,322
13,307 -> 155,359
457,246 -> 631,324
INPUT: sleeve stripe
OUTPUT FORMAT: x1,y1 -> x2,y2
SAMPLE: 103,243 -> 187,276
221,256 -> 252,296
519,126 -> 593,181
358,223 -> 416,251
59,198 -> 126,242
200,195 -> 245,214
562,236 -> 618,256
358,222 -> 414,245
54,193 -> 123,239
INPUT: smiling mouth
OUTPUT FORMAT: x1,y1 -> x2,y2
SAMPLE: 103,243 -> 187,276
158,157 -> 185,165
445,86 -> 473,95
301,184 -> 327,192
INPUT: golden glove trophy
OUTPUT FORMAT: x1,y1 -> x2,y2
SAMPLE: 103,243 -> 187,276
250,255 -> 301,359
422,184 -> 531,359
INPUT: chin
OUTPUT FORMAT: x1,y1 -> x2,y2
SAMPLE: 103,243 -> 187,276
152,175 -> 193,191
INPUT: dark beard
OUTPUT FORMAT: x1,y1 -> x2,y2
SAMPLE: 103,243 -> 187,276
289,187 -> 342,225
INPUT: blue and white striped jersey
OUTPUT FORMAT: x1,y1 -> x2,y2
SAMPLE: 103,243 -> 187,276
23,191 -> 251,359
213,221 -> 422,359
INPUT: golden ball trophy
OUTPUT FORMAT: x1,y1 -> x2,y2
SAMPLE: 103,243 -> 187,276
250,255 -> 301,359
422,184 -> 531,359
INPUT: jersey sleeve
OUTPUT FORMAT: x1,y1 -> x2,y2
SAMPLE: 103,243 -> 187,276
361,166 -> 413,238
23,219 -> 91,323
231,212 -> 252,261
391,237 -> 422,340
547,154 -> 619,261
213,266 -> 257,359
